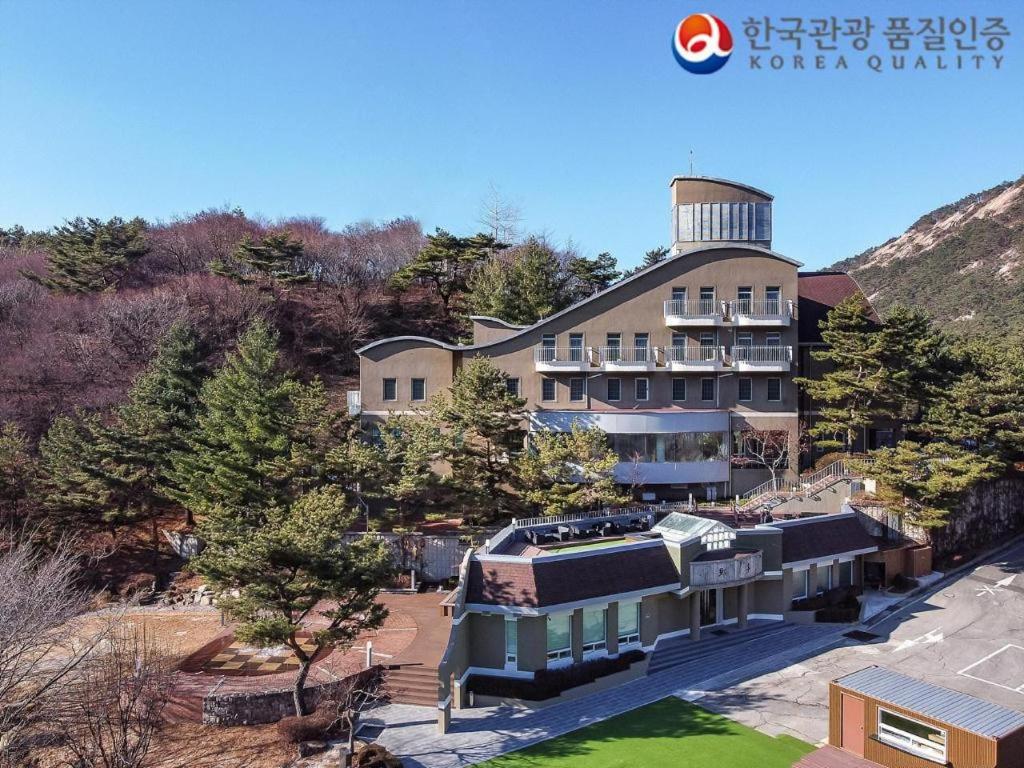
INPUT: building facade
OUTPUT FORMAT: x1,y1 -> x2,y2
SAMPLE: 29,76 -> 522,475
356,175 -> 875,498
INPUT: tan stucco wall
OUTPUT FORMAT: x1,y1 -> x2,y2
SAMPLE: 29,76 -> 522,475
670,178 -> 771,205
360,340 -> 455,412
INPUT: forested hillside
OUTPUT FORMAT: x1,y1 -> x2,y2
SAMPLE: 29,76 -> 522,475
832,175 -> 1024,335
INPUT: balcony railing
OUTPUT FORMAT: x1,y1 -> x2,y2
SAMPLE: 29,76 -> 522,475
598,346 -> 654,364
730,345 -> 793,364
666,345 -> 724,363
690,549 -> 763,588
533,346 -> 591,364
664,299 -> 726,321
730,299 -> 793,319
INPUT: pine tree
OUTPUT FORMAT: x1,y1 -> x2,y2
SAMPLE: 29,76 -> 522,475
168,320 -> 299,528
191,486 -> 395,717
35,412 -> 116,527
0,423 -> 35,519
516,424 -> 626,516
565,252 -> 620,300
855,441 -> 1000,527
794,295 -> 889,452
212,231 -> 310,288
430,358 -> 525,522
876,305 -> 945,422
25,217 -> 148,293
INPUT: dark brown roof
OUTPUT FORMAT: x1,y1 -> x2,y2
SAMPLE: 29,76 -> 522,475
797,271 -> 878,344
467,546 -> 680,608
780,514 -> 878,565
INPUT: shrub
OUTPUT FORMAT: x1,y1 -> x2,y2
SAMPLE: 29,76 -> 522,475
276,712 -> 334,743
467,650 -> 645,701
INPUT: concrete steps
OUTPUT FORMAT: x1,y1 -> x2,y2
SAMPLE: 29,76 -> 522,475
647,621 -> 801,676
385,664 -> 439,707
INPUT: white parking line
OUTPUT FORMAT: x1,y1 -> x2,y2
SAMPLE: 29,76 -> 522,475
957,644 -> 1024,695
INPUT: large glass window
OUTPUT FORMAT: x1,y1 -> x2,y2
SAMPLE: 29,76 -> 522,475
817,565 -> 832,594
608,432 -> 728,463
878,709 -> 947,764
634,333 -> 649,362
738,377 -> 752,402
838,560 -> 854,587
505,618 -> 518,667
767,378 -> 782,402
581,607 -> 607,653
617,601 -> 640,645
546,613 -> 572,661
382,378 -> 397,401
569,333 -> 584,362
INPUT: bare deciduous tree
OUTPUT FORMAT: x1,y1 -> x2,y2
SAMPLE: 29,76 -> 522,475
478,183 -> 522,244
0,533 -> 99,760
57,626 -> 172,768
321,670 -> 390,768
732,426 -> 805,498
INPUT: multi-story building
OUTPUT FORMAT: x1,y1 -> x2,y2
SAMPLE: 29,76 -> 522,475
355,175 -> 878,498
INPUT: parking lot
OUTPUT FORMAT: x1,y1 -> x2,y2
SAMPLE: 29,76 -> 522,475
699,537 -> 1024,744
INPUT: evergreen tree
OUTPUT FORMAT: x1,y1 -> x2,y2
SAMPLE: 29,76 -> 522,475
0,423 -> 34,519
854,441 -> 1000,527
212,231 -> 310,288
794,295 -> 889,452
192,486 -> 395,716
876,305 -> 945,422
35,412 -> 116,527
104,322 -> 205,525
390,229 -> 501,320
25,217 -> 148,293
505,238 -> 564,322
622,246 -> 670,277
516,424 -> 626,516
430,358 -> 525,522
565,252 -> 620,300
168,320 -> 299,527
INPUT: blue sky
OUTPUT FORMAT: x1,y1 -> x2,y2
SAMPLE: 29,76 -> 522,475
1,1 -> 1022,270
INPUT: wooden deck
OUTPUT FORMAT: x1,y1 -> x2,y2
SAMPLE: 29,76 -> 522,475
794,746 -> 885,768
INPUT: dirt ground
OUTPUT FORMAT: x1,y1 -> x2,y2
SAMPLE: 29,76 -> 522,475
147,722 -> 294,768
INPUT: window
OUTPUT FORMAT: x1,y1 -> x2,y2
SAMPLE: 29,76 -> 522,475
607,377 -> 621,402
736,286 -> 752,314
698,287 -> 715,314
569,377 -> 586,402
634,333 -> 649,362
541,333 -> 556,348
382,378 -> 397,401
765,286 -> 781,315
701,377 -> 715,402
635,378 -> 649,401
878,709 -> 947,764
817,565 -> 832,594
767,378 -> 782,402
736,331 -> 753,347
838,560 -> 854,587
410,378 -> 426,401
367,424 -> 382,446
609,432 -> 729,463
505,377 -> 520,397
671,286 -> 687,301
504,617 -> 518,667
617,601 -> 640,645
569,333 -> 584,362
672,378 -> 686,401
738,377 -> 752,402
791,570 -> 809,601
765,331 -> 782,346
541,378 -> 556,402
581,607 -> 607,654
605,333 -> 621,362
539,333 -> 556,363
546,612 -> 572,661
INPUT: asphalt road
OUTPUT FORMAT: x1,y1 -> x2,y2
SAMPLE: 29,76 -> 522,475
698,538 -> 1024,745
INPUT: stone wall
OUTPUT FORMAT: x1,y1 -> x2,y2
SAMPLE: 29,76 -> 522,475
202,669 -> 378,726
929,477 -> 1024,558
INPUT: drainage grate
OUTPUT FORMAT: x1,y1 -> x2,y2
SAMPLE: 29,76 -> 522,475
356,724 -> 385,739
843,630 -> 880,642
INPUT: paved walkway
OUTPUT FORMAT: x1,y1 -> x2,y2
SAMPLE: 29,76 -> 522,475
359,622 -> 848,768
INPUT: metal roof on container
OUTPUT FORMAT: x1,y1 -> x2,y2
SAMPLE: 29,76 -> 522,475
836,666 -> 1024,739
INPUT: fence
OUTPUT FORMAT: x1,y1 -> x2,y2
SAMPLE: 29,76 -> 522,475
341,533 -> 468,582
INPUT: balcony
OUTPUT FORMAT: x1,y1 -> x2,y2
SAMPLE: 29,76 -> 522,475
533,346 -> 593,372
665,344 -> 726,372
729,299 -> 794,327
690,548 -> 763,588
664,299 -> 726,327
730,345 -> 793,372
597,346 -> 656,372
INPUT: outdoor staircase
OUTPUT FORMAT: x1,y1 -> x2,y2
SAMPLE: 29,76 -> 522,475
736,459 -> 863,514
647,621 -> 804,676
384,663 -> 439,707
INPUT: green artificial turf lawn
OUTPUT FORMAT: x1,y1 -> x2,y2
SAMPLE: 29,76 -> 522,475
479,697 -> 815,768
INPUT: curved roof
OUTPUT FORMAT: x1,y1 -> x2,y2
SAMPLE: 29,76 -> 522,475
357,242 -> 802,355
668,175 -> 774,201
468,315 -> 528,329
